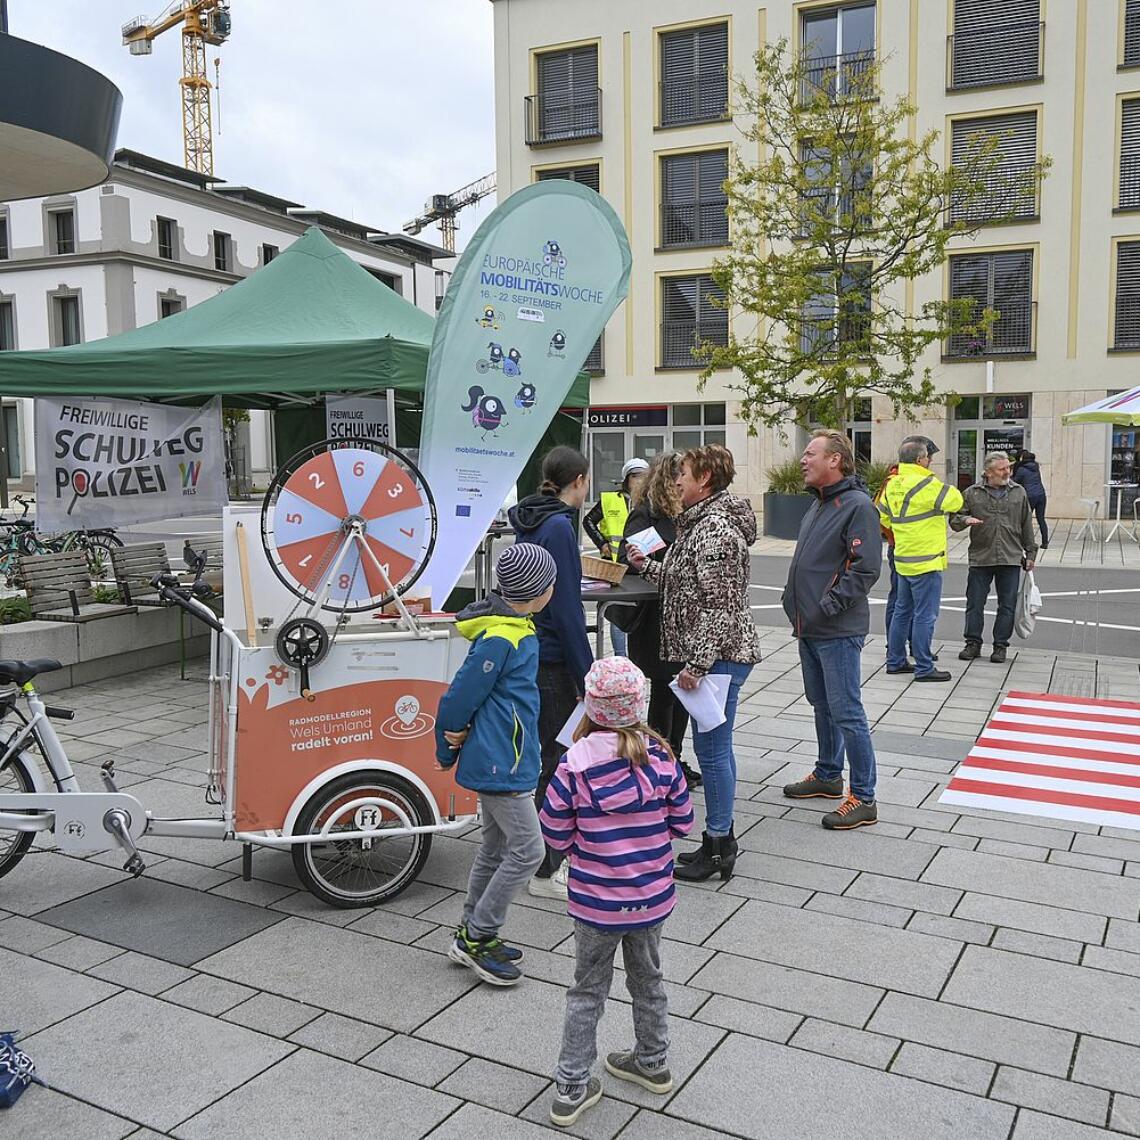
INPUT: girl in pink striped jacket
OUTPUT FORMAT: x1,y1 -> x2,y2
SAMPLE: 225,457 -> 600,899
539,657 -> 693,1128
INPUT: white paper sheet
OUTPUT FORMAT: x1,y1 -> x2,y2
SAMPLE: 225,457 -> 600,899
556,701 -> 588,748
669,673 -> 733,733
625,526 -> 666,557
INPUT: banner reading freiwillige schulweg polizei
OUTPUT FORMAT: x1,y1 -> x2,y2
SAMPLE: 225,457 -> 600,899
34,396 -> 226,531
416,181 -> 631,604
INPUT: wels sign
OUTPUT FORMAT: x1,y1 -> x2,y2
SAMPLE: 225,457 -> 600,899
34,395 -> 226,530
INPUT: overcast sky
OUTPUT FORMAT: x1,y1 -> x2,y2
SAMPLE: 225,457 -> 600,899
8,0 -> 497,249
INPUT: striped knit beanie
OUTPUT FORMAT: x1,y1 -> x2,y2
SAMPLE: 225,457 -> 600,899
496,542 -> 557,602
584,656 -> 649,729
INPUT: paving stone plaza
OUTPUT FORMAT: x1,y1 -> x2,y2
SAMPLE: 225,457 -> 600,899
4,628 -> 1140,1140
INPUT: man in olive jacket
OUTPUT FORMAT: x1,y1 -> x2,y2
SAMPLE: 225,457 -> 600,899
781,430 -> 883,831
950,451 -> 1038,664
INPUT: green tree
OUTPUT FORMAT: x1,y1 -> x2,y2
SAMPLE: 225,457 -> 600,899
699,40 -> 1050,430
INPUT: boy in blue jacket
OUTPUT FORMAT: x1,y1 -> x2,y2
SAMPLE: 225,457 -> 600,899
436,542 -> 557,986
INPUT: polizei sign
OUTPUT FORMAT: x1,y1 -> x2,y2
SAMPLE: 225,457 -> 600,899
34,396 -> 227,530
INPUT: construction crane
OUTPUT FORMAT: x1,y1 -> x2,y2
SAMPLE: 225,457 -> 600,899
403,173 -> 496,254
122,1 -> 232,176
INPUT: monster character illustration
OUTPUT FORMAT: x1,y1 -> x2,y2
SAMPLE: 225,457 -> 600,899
476,306 -> 501,330
476,341 -> 505,374
543,239 -> 566,268
548,330 -> 567,357
461,386 -> 508,437
503,347 -> 522,378
514,383 -> 537,412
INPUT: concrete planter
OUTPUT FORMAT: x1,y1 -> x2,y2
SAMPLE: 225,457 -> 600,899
0,608 -> 210,693
763,492 -> 813,539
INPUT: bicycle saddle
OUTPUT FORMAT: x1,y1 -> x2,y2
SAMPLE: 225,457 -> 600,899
0,659 -> 63,685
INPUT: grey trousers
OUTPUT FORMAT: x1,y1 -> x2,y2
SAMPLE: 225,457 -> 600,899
555,920 -> 669,1087
462,791 -> 545,941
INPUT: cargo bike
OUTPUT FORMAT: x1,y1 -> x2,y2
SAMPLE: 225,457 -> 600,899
0,440 -> 479,907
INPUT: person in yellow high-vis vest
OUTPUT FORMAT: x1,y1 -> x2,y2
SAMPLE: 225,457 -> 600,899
878,438 -> 968,682
584,458 -> 649,656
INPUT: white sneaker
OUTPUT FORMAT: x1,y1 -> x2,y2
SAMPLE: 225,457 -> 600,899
528,864 -> 568,899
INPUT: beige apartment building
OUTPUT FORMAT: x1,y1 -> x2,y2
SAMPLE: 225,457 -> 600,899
491,0 -> 1140,520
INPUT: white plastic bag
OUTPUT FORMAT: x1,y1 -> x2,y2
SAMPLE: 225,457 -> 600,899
1014,569 -> 1043,639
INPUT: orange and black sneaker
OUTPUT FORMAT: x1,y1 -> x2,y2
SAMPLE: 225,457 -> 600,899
782,771 -> 844,799
821,794 -> 878,830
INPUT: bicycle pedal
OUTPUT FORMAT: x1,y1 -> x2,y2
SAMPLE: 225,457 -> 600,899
123,854 -> 146,878
100,760 -> 120,793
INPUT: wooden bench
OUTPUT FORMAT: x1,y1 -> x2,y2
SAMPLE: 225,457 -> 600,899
110,542 -> 173,607
18,550 -> 138,623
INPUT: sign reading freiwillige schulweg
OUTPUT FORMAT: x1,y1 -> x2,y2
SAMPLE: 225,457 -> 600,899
34,396 -> 226,531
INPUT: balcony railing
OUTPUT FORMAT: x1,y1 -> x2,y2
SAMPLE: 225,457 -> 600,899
800,49 -> 875,104
524,88 -> 602,146
661,201 -> 729,248
945,299 -> 1037,358
947,163 -> 1040,225
1120,156 -> 1140,211
799,311 -> 872,356
659,71 -> 729,127
947,21 -> 1044,90
798,186 -> 873,237
660,317 -> 728,368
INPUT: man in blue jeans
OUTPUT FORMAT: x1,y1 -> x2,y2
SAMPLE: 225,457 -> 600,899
781,431 -> 883,830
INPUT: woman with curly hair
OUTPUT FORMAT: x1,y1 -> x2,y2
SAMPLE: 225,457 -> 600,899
619,451 -> 700,789
627,445 -> 761,882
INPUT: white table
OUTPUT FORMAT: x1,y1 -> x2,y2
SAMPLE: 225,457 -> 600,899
1104,482 -> 1139,544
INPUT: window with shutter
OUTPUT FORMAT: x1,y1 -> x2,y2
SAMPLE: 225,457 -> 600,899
947,249 -> 1034,357
531,45 -> 600,144
950,0 -> 1041,90
661,274 -> 727,367
660,23 -> 728,127
799,139 -> 873,235
1114,241 -> 1140,348
1121,99 -> 1140,209
0,300 -> 14,351
800,263 -> 872,354
949,111 -> 1039,223
1126,1 -> 1140,68
536,165 -> 601,191
584,333 -> 604,372
0,217 -> 8,261
661,150 -> 728,247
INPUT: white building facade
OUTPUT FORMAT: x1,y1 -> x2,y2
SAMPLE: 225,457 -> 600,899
491,0 -> 1140,518
0,149 -> 448,491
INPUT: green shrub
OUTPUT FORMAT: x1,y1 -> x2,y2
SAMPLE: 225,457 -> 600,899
858,461 -> 894,498
764,457 -> 807,495
0,596 -> 32,625
92,584 -> 122,605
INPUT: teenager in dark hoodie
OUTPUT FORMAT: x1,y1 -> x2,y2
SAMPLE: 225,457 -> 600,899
508,446 -> 595,898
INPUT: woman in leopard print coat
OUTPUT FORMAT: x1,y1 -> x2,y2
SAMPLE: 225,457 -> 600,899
627,445 -> 760,881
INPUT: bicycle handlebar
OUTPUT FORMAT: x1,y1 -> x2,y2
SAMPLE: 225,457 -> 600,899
149,573 -> 225,634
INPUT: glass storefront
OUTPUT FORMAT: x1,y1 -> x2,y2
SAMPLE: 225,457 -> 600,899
587,403 -> 726,488
951,393 -> 1029,489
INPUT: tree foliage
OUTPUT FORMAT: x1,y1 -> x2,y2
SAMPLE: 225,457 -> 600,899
699,40 -> 1050,430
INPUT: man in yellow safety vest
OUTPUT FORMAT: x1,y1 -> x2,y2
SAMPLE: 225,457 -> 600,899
878,438 -> 969,682
583,458 -> 648,561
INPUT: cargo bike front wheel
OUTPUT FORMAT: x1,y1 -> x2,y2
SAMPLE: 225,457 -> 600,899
291,772 -> 434,907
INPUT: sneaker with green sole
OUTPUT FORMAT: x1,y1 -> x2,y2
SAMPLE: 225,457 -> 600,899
605,1050 -> 673,1093
447,930 -> 522,986
782,771 -> 844,799
456,924 -> 522,962
550,1077 -> 602,1127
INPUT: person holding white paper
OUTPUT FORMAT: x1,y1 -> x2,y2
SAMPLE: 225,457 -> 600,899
620,451 -> 700,789
627,445 -> 761,882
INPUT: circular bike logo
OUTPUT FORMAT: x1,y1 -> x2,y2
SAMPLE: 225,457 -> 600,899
379,694 -> 435,740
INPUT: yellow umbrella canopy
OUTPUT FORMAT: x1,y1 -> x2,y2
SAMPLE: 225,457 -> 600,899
1062,386 -> 1140,426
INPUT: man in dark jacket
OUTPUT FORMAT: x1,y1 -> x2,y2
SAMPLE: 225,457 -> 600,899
781,430 -> 883,830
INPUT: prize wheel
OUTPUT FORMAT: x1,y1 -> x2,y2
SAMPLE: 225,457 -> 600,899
261,439 -> 437,614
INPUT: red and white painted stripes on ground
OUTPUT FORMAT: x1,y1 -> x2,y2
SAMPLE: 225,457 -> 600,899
939,691 -> 1140,831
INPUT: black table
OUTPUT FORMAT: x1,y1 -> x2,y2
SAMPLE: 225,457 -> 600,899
581,573 -> 658,657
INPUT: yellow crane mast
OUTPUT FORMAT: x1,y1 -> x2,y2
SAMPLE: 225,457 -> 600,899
122,1 -> 232,176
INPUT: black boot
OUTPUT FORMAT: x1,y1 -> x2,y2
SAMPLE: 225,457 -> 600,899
678,824 -> 735,865
680,760 -> 702,789
674,832 -> 735,882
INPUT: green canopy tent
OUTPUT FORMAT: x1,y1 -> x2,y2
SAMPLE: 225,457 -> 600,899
0,225 -> 588,474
